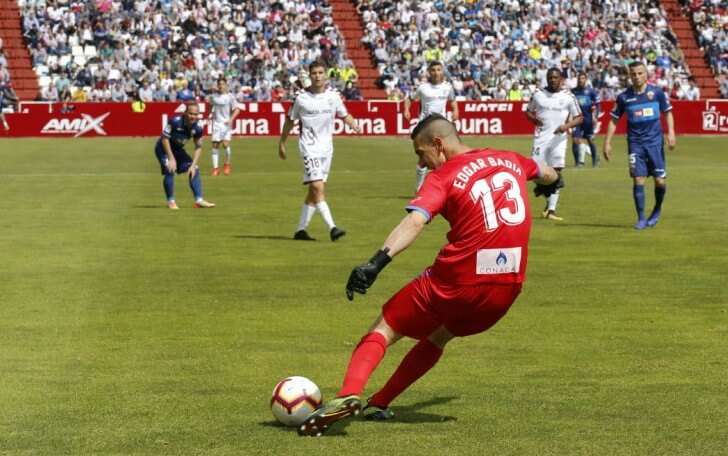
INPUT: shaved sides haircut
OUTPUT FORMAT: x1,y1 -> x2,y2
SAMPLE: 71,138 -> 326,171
411,114 -> 462,143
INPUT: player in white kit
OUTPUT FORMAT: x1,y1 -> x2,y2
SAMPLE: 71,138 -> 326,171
404,61 -> 459,191
525,68 -> 583,220
208,79 -> 240,176
278,60 -> 361,242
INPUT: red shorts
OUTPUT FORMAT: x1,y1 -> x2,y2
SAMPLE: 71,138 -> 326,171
382,268 -> 522,339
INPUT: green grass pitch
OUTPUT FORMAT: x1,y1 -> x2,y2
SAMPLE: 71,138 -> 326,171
1,135 -> 726,455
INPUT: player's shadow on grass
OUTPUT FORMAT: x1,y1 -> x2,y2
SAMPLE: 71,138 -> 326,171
234,234 -> 295,241
322,395 -> 459,436
259,396 -> 458,436
362,195 -> 413,200
259,418 -> 359,437
557,222 -> 628,229
531,217 -> 625,229
385,395 -> 459,424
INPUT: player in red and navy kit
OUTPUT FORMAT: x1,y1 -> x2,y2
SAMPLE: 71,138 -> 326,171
298,114 -> 563,437
603,62 -> 676,229
571,72 -> 602,168
154,102 -> 215,210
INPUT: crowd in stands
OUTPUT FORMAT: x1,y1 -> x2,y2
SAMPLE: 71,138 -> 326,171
4,0 -> 728,105
680,0 -> 728,97
1,38 -> 19,111
15,0 -> 360,104
358,0 -> 710,101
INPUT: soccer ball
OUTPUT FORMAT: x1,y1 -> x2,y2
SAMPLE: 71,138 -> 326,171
270,376 -> 322,426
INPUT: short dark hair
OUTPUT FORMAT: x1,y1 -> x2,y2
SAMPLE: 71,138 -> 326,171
410,113 -> 460,143
547,67 -> 562,77
577,71 -> 587,78
428,60 -> 443,69
628,61 -> 646,69
309,60 -> 326,72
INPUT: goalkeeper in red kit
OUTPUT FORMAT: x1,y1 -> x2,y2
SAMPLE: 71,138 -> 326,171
298,114 -> 563,437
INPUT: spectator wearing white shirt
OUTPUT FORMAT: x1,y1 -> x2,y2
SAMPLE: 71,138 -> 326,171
110,82 -> 128,102
138,80 -> 154,102
684,77 -> 700,100
41,82 -> 60,102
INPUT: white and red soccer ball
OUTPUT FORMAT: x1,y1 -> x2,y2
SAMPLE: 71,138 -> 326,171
270,376 -> 322,426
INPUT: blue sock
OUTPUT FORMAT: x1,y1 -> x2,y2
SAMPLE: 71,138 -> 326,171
654,185 -> 666,210
590,143 -> 598,166
572,143 -> 579,165
189,170 -> 203,200
633,184 -> 645,220
163,173 -> 175,201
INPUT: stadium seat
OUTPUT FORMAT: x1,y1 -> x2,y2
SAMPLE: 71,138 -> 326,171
84,45 -> 97,58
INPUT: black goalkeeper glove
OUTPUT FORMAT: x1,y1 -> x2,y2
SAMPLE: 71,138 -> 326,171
534,171 -> 564,197
346,248 -> 392,301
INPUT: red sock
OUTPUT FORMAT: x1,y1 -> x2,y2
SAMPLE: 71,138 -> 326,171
337,332 -> 387,397
369,338 -> 443,407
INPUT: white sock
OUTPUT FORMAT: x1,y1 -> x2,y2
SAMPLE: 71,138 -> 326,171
415,164 -> 427,191
225,146 -> 231,164
578,144 -> 587,164
547,190 -> 560,212
315,201 -> 336,231
212,148 -> 219,168
296,204 -> 316,232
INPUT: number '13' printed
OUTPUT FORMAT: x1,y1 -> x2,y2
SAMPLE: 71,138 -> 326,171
469,171 -> 525,232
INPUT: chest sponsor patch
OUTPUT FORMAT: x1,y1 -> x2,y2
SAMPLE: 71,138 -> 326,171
476,247 -> 522,275
634,107 -> 654,118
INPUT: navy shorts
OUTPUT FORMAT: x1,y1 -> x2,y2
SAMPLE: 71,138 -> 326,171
154,145 -> 193,175
573,121 -> 595,140
628,143 -> 666,178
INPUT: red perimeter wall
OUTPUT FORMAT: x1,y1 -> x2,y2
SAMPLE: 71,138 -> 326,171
1,100 -> 727,138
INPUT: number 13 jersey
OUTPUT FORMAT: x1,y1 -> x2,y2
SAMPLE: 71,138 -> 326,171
406,149 -> 541,285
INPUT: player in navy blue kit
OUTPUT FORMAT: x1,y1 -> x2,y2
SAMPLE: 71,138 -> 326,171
603,62 -> 676,230
571,72 -> 601,168
154,102 -> 215,210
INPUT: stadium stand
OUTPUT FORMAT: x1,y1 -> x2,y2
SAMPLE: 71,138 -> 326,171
351,0 -> 725,100
0,0 -> 726,101
661,0 -> 722,98
0,0 -> 38,101
331,0 -> 385,98
8,0 -> 362,102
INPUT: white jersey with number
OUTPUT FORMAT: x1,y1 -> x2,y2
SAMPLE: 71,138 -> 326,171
527,88 -> 581,168
410,81 -> 455,120
288,88 -> 348,157
527,88 -> 581,142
